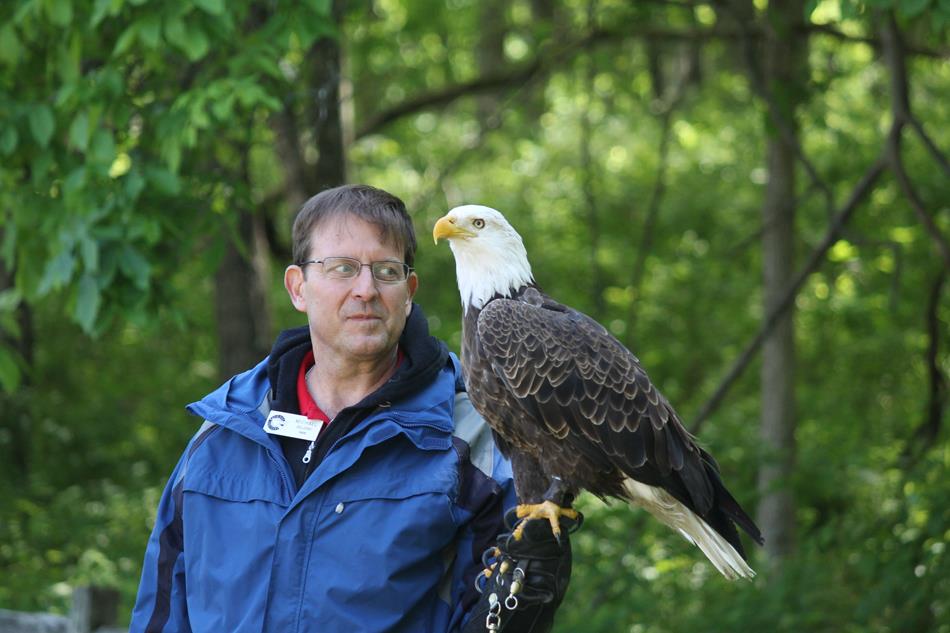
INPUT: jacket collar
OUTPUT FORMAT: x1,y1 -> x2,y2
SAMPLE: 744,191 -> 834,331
186,304 -> 456,445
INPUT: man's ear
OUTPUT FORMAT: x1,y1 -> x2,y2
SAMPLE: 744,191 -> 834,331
284,265 -> 307,312
405,272 -> 418,315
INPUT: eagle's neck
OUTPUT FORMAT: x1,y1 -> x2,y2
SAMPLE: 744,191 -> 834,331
451,241 -> 534,313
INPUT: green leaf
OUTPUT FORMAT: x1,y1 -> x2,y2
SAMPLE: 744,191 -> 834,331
899,0 -> 931,16
68,111 -> 90,151
0,311 -> 20,338
29,105 -> 55,148
98,67 -> 124,97
113,24 -> 138,56
14,0 -> 38,24
146,167 -> 181,195
58,33 -> 82,82
80,237 -> 99,273
0,126 -> 18,155
307,0 -> 332,15
31,151 -> 54,184
55,81 -> 78,107
123,169 -> 146,200
46,0 -> 73,27
0,345 -> 21,393
63,166 -> 87,194
89,129 -> 116,164
0,223 -> 15,267
164,16 -> 188,52
160,135 -> 182,172
38,250 -> 76,295
118,245 -> 150,289
190,101 -> 211,129
138,14 -> 161,49
184,24 -> 210,61
210,93 -> 236,121
194,0 -> 225,15
74,274 -> 101,333
90,0 -> 112,27
0,289 -> 21,319
0,23 -> 23,66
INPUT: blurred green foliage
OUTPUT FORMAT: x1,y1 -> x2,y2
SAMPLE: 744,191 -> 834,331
1,0 -> 948,631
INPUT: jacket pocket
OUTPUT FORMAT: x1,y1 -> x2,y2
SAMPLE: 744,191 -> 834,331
179,464 -> 289,632
296,440 -> 461,631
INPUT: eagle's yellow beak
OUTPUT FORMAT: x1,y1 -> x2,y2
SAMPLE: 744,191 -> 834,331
432,216 -> 474,244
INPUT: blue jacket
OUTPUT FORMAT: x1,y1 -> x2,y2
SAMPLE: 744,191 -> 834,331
130,349 -> 515,632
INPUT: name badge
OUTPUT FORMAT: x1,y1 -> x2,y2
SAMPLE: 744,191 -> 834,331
263,410 -> 324,441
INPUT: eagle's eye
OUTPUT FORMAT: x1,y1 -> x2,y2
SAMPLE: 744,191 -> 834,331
472,218 -> 485,229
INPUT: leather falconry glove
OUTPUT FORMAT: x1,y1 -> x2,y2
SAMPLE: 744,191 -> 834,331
463,508 -> 583,633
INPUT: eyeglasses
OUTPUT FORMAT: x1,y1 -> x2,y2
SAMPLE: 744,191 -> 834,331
298,257 -> 413,283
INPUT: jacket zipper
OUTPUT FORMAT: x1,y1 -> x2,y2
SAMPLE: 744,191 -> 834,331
267,451 -> 293,498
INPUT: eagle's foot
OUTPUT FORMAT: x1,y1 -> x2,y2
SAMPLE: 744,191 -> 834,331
511,501 -> 579,543
477,547 -> 503,586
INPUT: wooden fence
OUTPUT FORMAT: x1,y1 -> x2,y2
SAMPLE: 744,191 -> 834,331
0,586 -> 126,633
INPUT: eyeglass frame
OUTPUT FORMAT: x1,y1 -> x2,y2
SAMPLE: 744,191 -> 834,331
297,256 -> 414,284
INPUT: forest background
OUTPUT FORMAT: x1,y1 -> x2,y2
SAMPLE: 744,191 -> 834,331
1,0 -> 948,631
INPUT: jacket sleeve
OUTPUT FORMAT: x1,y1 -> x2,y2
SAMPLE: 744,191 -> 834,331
130,422 -> 218,632
446,393 -> 519,632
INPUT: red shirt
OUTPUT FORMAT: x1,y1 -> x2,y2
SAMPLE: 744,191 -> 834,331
296,350 -> 331,425
295,348 -> 405,432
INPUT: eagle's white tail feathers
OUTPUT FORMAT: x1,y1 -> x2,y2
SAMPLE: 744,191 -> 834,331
623,479 -> 755,580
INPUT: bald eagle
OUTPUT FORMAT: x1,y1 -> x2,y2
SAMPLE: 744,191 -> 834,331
434,205 -> 763,579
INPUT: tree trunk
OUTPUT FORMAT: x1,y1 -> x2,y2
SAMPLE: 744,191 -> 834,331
757,0 -> 808,565
308,0 -> 346,191
214,210 -> 273,381
271,0 -> 345,223
0,254 -> 34,484
477,0 -> 507,125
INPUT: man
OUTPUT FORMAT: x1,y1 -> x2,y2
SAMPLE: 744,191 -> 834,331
130,185 -> 576,632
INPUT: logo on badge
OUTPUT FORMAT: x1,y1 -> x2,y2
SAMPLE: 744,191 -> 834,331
266,413 -> 286,432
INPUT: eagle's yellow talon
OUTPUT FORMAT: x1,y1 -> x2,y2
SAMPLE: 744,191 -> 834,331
511,500 -> 578,540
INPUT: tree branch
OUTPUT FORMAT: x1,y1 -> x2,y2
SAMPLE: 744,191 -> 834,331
356,60 -> 544,139
901,267 -> 947,467
628,34 -> 696,326
581,1 -> 605,319
880,12 -> 950,269
690,156 -> 887,433
723,1 -> 837,218
908,117 -> 950,178
356,21 -> 947,140
628,109 -> 672,331
806,22 -> 947,58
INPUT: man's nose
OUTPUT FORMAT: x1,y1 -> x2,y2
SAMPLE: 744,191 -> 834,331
350,265 -> 379,299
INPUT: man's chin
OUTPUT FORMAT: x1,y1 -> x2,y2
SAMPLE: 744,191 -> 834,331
344,335 -> 395,359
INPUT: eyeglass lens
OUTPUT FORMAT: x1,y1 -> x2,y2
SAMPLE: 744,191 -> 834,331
321,257 -> 408,282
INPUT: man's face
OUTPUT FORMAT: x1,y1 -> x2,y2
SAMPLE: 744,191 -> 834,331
284,215 -> 417,365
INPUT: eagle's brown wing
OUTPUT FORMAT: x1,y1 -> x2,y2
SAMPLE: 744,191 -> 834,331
476,290 -> 722,521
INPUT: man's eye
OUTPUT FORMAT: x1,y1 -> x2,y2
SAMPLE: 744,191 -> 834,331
375,264 -> 401,279
328,261 -> 357,275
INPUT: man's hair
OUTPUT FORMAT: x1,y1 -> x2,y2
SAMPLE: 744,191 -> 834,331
291,184 -> 417,268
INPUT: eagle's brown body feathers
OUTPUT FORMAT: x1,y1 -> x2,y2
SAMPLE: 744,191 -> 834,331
463,285 -> 760,560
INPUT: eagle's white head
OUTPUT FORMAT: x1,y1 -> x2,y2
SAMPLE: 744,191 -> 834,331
433,204 -> 534,312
